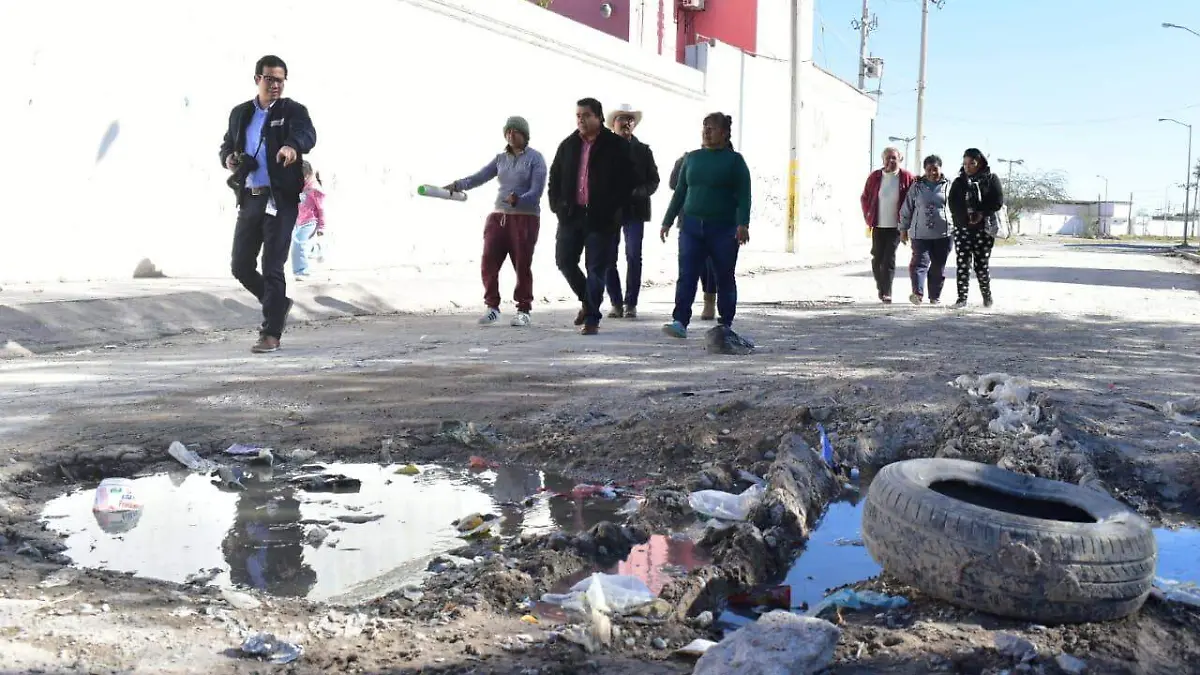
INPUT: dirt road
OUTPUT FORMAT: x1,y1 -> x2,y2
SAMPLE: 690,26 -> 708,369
1,239 -> 1198,674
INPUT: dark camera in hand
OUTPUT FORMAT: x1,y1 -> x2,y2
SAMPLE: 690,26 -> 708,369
226,152 -> 259,191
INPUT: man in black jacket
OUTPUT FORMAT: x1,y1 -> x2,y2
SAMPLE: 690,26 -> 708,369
548,98 -> 635,335
604,104 -> 659,320
219,55 -> 317,353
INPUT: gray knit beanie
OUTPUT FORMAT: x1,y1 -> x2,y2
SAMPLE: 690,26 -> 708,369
504,116 -> 530,140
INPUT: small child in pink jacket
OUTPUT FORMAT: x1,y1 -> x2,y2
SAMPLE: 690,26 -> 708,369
292,161 -> 326,278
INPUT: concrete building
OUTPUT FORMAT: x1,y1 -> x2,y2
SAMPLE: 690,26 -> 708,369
0,0 -> 874,285
1014,200 -> 1133,237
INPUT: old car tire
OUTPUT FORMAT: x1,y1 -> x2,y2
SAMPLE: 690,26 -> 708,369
861,458 -> 1156,624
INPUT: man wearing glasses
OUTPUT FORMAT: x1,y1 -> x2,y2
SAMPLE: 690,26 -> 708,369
547,98 -> 635,335
219,55 -> 317,353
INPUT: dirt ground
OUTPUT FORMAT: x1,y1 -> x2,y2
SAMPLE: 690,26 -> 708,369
1,239 -> 1199,674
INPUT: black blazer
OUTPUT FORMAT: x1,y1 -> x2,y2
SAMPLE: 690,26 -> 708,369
626,136 -> 660,223
548,128 -> 635,231
219,98 -> 317,205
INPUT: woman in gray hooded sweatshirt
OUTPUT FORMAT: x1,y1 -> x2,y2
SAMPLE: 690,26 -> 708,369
899,155 -> 953,305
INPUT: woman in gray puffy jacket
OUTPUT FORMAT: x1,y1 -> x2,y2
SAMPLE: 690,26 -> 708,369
899,154 -> 953,305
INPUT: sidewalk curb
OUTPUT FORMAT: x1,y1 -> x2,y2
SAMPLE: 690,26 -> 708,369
0,256 -> 869,356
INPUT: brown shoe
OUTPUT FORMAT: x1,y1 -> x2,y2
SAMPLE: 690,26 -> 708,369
574,307 -> 587,326
579,324 -> 599,336
625,306 -> 638,319
251,336 -> 280,353
608,304 -> 625,319
700,293 -> 716,321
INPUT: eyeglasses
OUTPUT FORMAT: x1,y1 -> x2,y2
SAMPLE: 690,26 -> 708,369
258,75 -> 286,86
616,116 -> 635,124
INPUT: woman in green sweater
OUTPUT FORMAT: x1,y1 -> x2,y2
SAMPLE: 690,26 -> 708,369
659,113 -> 752,338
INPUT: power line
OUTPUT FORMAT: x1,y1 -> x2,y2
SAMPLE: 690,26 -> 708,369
924,102 -> 1200,127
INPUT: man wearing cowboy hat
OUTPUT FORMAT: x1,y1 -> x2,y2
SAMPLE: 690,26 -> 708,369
604,104 -> 660,320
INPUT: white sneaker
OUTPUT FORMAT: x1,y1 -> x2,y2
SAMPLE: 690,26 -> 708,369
478,308 -> 501,325
511,312 -> 531,327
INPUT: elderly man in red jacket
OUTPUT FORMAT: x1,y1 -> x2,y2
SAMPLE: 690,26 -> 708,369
860,147 -> 915,303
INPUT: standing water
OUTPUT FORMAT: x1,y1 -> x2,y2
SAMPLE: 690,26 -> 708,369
41,462 -> 628,602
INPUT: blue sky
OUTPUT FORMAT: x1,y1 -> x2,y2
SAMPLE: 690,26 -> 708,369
812,0 -> 1200,212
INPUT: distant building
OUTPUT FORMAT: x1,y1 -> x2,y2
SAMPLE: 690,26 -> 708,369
1014,199 -> 1133,237
535,0 -> 762,65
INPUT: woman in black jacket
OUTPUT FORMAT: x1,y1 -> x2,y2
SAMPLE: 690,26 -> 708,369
947,148 -> 1004,308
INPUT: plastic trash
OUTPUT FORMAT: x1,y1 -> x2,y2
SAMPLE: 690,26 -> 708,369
806,588 -> 908,616
1155,577 -> 1200,608
395,464 -> 421,476
221,588 -> 262,610
572,483 -> 618,500
675,638 -> 718,658
92,478 -> 144,534
468,455 -> 499,469
818,424 -> 835,466
240,632 -> 303,665
225,443 -> 266,456
290,473 -> 362,493
705,325 -> 755,355
93,478 -> 141,512
454,513 -> 501,538
616,498 -> 641,516
167,441 -> 218,473
688,483 -> 765,521
541,573 -> 657,615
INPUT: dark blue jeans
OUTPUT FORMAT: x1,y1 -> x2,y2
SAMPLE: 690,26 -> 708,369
672,216 -> 740,327
606,220 -> 645,307
909,237 -> 953,300
701,257 -> 717,294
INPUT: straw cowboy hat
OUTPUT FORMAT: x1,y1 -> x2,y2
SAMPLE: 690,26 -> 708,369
607,103 -> 644,128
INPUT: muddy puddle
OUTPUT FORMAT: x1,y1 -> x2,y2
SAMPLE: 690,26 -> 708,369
41,462 -> 634,603
1156,524 -> 1200,583
717,481 -> 875,629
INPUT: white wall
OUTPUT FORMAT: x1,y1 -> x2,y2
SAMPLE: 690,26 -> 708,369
797,65 -> 877,259
0,0 -> 870,287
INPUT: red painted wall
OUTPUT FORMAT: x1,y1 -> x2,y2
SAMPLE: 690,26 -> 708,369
543,0 -> 631,41
677,0 -> 757,63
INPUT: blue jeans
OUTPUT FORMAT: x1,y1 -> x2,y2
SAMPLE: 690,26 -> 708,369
606,220 -> 645,307
672,216 -> 740,327
291,222 -> 317,275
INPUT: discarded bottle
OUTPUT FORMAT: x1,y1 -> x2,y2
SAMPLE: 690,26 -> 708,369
168,441 -> 218,473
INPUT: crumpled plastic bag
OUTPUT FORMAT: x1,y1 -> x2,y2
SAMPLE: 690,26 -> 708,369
705,325 -> 755,355
541,573 -> 657,615
688,483 -> 765,521
806,588 -> 908,617
240,632 -> 303,665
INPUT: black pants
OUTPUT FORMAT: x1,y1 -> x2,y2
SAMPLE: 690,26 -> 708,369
555,211 -> 618,327
954,227 -> 995,302
231,193 -> 298,339
871,227 -> 902,298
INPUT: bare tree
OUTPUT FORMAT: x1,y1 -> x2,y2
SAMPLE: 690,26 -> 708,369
1001,170 -> 1070,235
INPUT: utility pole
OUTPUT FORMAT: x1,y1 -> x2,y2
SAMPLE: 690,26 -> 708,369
914,0 -> 944,168
1096,175 -> 1109,235
786,0 -> 801,253
1158,117 -> 1191,247
852,0 -> 878,171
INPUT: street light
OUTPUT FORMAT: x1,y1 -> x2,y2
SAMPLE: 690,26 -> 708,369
888,135 -> 916,170
1159,117 -> 1192,247
996,158 -> 1024,189
1096,174 -> 1109,236
1163,22 -> 1200,38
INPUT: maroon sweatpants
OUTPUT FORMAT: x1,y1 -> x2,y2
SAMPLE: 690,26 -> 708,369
482,212 -> 540,312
